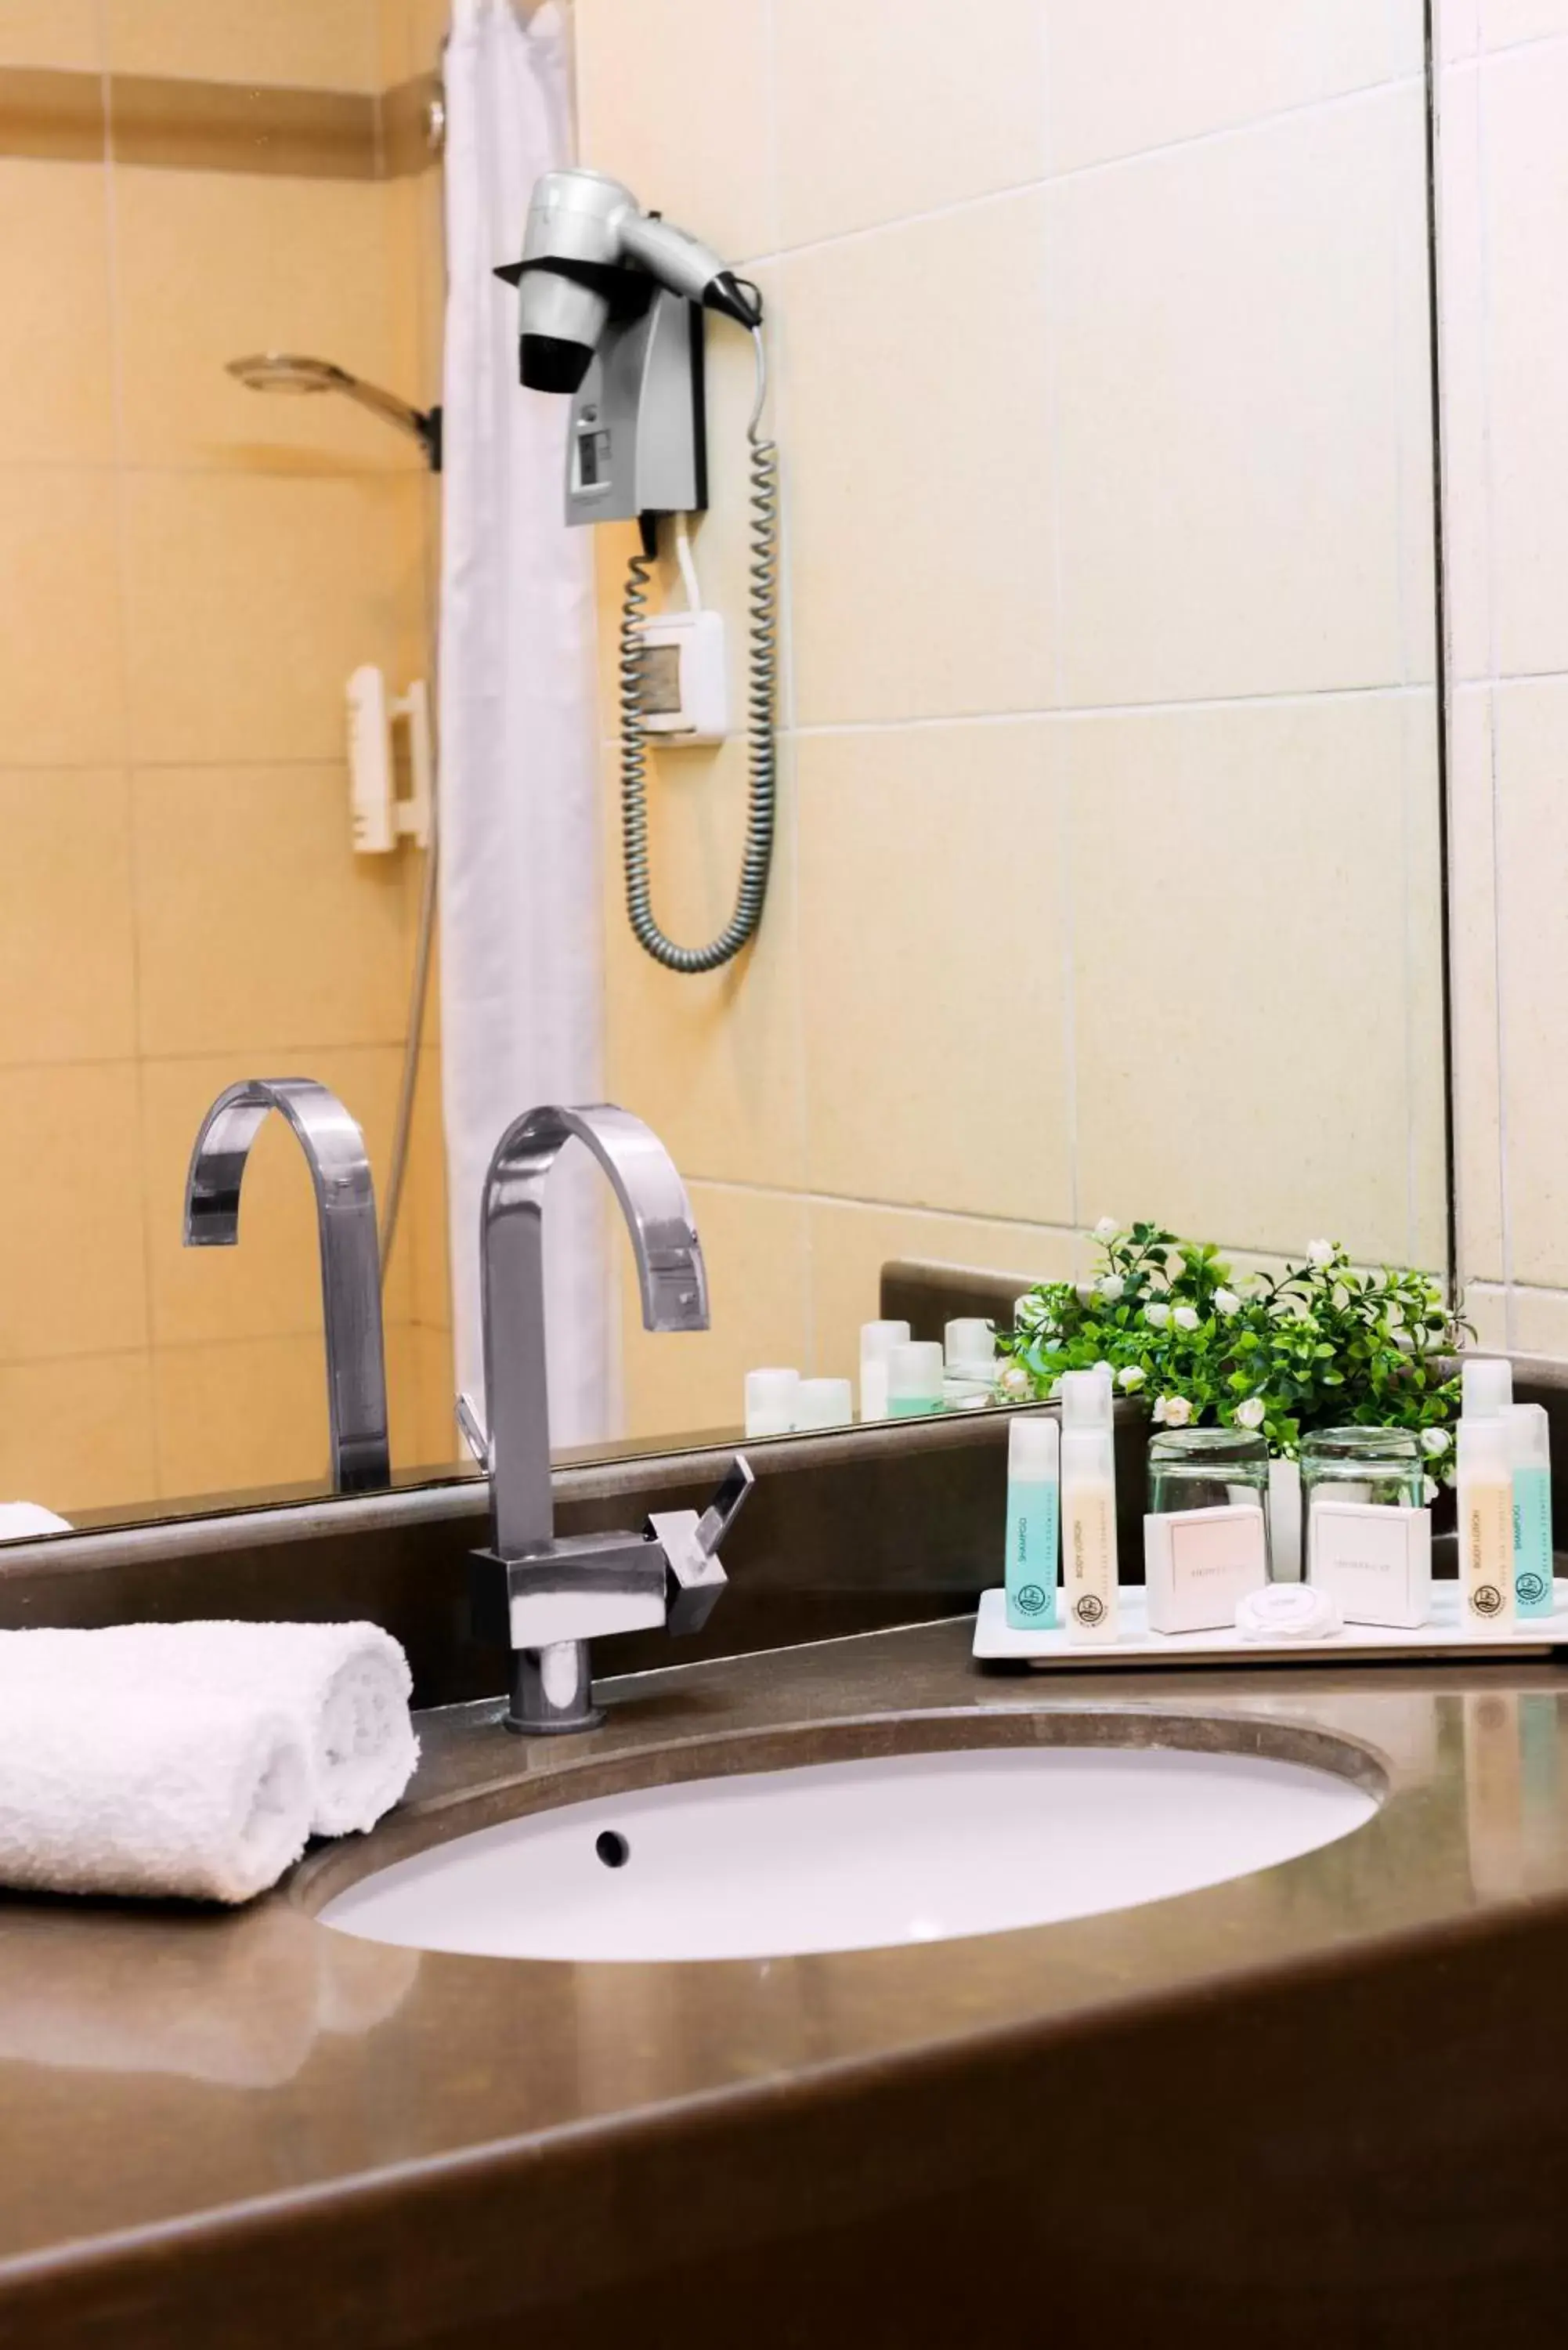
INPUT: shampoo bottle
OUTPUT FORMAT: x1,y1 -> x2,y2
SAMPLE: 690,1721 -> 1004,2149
1457,1415 -> 1516,1628
1004,1415 -> 1059,1630
1060,1369 -> 1118,1643
1505,1401 -> 1553,1619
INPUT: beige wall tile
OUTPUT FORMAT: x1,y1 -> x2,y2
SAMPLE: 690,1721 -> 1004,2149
139,1044 -> 413,1351
103,0 -> 382,90
1506,1285 -> 1568,1355
0,1353 -> 157,1517
1043,0 -> 1417,174
113,168 -> 421,472
797,721 -> 1072,1224
619,1181 -> 809,1442
1450,687 -> 1505,1284
808,1199 -> 1078,1388
0,771 -> 135,1067
1053,87 -> 1427,706
412,1321 -> 457,1468
385,1320 -> 421,1468
1479,42 -> 1568,675
602,736 -> 807,1190
1069,694 -> 1434,1267
132,765 -> 412,1055
0,161 -> 112,462
1463,1278 -> 1510,1349
0,469 -> 124,765
1492,678 -> 1568,1284
153,1332 -> 338,1506
775,0 -> 1044,246
783,193 -> 1057,725
573,0 -> 777,263
1437,62 -> 1491,683
0,1064 -> 147,1361
121,471 -> 425,763
0,2 -> 100,69
402,1043 -> 450,1332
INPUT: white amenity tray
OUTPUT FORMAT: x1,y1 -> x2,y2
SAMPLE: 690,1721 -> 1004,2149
972,1578 -> 1568,1669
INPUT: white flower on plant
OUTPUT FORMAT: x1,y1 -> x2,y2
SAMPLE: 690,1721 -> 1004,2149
1093,1359 -> 1115,1379
1097,1273 -> 1125,1302
1423,1475 -> 1440,1505
998,1364 -> 1032,1400
1213,1287 -> 1241,1316
1117,1365 -> 1147,1391
1234,1395 -> 1266,1430
1172,1303 -> 1201,1332
1422,1426 -> 1452,1456
1154,1394 -> 1193,1428
1094,1216 -> 1120,1242
1144,1302 -> 1172,1329
1306,1238 -> 1335,1267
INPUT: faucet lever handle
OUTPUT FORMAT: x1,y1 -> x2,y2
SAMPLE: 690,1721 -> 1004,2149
455,1390 -> 493,1472
695,1452 -> 754,1556
648,1453 -> 753,1639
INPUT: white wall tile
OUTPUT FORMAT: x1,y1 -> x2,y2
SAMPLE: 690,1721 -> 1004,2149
1491,678 -> 1568,1285
1448,686 -> 1506,1283
1052,86 -> 1429,707
1482,0 -> 1568,47
1043,0 -> 1418,175
1437,63 -> 1493,683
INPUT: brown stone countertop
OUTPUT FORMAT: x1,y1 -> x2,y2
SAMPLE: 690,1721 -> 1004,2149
4,1619 -> 1568,2348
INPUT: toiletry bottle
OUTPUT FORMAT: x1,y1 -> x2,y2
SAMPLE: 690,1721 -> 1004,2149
1059,1371 -> 1118,1642
858,1320 -> 910,1422
1457,1415 -> 1516,1628
795,1376 -> 854,1431
1005,1415 -> 1059,1630
887,1340 -> 945,1419
944,1318 -> 996,1410
1505,1401 -> 1554,1619
744,1367 -> 799,1438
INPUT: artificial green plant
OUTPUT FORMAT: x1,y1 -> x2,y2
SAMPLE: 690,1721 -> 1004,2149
996,1221 -> 1466,1478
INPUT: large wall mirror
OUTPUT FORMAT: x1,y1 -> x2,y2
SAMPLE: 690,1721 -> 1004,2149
0,0 -> 1451,1535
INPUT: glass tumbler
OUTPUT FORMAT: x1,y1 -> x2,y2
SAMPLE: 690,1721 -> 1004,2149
1299,1426 -> 1424,1581
1147,1426 -> 1273,1571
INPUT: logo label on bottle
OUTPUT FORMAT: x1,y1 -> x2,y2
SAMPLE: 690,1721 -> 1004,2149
1014,1582 -> 1049,1617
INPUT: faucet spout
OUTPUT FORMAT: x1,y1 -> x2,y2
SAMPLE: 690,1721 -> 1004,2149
183,1077 -> 390,1495
480,1103 -> 708,1559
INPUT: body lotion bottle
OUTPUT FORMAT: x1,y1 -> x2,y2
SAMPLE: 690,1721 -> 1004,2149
1061,1413 -> 1118,1643
1458,1415 -> 1516,1629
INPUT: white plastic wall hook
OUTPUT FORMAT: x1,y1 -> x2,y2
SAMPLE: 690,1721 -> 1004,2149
345,665 -> 434,854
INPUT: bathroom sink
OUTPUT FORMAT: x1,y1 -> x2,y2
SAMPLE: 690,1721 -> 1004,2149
320,1736 -> 1378,1964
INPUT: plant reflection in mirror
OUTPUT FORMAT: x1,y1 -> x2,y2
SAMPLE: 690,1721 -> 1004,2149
999,1223 -> 1468,1470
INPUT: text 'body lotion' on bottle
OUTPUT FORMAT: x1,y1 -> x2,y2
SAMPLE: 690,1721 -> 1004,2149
1060,1367 -> 1118,1643
1458,1415 -> 1516,1629
1004,1414 -> 1059,1630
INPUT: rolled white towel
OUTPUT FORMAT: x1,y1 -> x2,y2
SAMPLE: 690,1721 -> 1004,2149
0,1622 -> 419,1839
0,1683 -> 309,1904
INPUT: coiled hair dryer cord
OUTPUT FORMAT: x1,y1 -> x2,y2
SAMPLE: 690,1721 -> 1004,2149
618,320 -> 777,973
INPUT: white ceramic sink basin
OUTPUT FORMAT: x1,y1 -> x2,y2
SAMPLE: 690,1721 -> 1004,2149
321,1739 -> 1378,1964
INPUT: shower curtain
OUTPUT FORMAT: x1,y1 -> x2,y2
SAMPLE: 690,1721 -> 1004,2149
439,0 -> 610,1441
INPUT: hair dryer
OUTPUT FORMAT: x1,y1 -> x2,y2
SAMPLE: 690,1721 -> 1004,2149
500,167 -> 760,394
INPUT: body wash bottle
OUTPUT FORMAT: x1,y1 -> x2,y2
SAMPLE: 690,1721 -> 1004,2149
1059,1370 -> 1118,1643
1004,1415 -> 1059,1629
1505,1401 -> 1553,1619
1458,1416 -> 1516,1628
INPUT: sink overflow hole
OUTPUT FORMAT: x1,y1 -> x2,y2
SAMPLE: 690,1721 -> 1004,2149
595,1830 -> 630,1869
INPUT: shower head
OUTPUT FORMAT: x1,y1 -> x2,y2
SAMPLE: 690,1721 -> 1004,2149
226,352 -> 442,470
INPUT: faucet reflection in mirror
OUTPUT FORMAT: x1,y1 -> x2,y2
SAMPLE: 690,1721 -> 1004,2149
183,1079 -> 390,1497
468,1104 -> 752,1734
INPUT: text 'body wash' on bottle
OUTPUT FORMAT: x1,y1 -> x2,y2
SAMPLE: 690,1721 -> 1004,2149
1505,1401 -> 1554,1619
1458,1415 -> 1516,1629
1004,1414 -> 1059,1630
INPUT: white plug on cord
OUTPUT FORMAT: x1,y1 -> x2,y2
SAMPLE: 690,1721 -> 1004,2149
637,514 -> 728,746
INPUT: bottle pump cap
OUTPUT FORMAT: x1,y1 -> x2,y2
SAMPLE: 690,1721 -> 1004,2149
1461,1357 -> 1513,1419
945,1318 -> 995,1374
1060,1365 -> 1113,1430
1505,1400 -> 1551,1469
1458,1415 -> 1512,1480
1008,1414 -> 1059,1480
859,1319 -> 910,1365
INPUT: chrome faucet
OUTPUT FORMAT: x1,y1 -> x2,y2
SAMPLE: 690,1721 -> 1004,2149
468,1103 -> 752,1734
183,1077 -> 390,1495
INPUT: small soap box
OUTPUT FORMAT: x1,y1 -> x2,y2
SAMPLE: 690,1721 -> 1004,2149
1143,1505 -> 1268,1633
